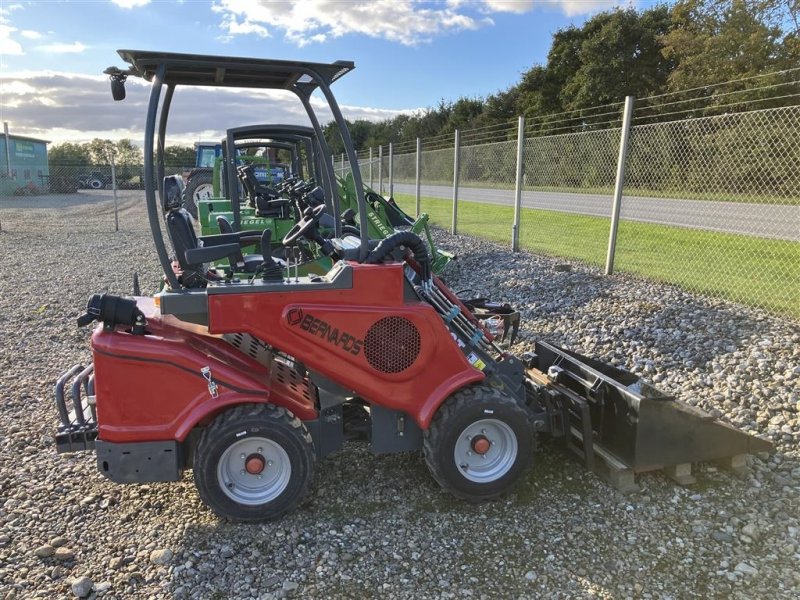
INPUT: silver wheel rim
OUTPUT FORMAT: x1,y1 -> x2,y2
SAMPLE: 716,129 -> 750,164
454,418 -> 518,483
217,437 -> 291,505
193,183 -> 213,202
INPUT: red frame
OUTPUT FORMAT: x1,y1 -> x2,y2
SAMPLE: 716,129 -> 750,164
92,263 -> 483,443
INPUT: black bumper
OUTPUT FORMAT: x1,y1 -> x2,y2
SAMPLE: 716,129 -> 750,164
54,364 -> 98,453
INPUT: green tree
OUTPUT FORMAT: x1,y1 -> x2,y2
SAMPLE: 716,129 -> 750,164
662,0 -> 793,92
163,145 -> 195,167
48,142 -> 90,166
85,138 -> 142,165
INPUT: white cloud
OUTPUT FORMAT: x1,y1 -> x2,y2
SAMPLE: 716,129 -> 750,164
20,29 -> 41,39
484,0 -> 624,16
111,0 -> 151,8
0,70 -> 417,146
219,14 -> 270,38
0,24 -> 24,55
213,0 -> 627,45
553,1 -> 626,17
36,42 -> 88,53
213,0 -> 488,46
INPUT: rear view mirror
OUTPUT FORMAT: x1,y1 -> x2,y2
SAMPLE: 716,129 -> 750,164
111,76 -> 126,101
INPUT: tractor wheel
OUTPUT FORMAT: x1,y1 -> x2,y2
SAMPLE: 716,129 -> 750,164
424,385 -> 532,502
183,171 -> 213,219
193,403 -> 315,521
88,177 -> 104,189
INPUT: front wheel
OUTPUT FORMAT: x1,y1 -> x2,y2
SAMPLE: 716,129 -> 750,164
193,403 -> 315,521
424,385 -> 533,501
184,171 -> 213,219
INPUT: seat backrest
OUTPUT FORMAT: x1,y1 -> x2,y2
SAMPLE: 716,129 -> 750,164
166,208 -> 205,288
236,166 -> 257,205
216,215 -> 244,269
240,164 -> 261,191
240,166 -> 259,194
163,174 -> 185,212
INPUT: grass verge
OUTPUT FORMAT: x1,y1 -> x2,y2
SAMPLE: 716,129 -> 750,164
395,193 -> 800,318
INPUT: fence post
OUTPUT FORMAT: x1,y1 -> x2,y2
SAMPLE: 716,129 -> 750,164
341,152 -> 345,177
605,96 -> 635,275
452,129 -> 460,235
109,152 -> 119,232
512,116 -> 525,252
378,145 -> 383,195
369,147 -> 373,188
3,122 -> 11,176
388,142 -> 394,198
415,137 -> 421,217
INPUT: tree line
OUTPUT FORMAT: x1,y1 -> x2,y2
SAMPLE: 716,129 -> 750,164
48,139 -> 195,167
48,1 -> 797,167
323,0 -> 799,154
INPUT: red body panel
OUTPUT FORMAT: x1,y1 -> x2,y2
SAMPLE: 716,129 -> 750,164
92,314 -> 317,443
92,262 -> 483,442
208,263 -> 484,428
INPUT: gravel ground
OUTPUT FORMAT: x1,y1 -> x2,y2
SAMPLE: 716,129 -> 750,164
1,191 -> 798,600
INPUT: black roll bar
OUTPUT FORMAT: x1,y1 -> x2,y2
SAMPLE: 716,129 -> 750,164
118,50 -> 369,283
143,64 -> 180,291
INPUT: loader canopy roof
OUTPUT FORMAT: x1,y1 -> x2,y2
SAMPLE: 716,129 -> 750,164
117,50 -> 355,93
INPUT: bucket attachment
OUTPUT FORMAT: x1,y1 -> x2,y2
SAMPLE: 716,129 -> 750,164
524,341 -> 773,490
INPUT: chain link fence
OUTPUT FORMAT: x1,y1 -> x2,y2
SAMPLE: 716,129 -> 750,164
3,98 -> 797,317
378,103 -> 799,318
0,163 -> 198,196
616,105 -> 800,314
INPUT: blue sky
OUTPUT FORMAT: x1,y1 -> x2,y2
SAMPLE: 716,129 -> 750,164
1,1 -> 654,144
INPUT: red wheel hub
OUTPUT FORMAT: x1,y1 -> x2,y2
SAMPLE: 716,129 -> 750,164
471,436 -> 491,455
245,454 -> 266,474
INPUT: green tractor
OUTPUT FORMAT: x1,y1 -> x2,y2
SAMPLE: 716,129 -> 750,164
337,172 -> 453,274
194,123 -> 453,278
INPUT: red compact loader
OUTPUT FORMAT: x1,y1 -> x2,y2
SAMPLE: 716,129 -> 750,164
55,51 -> 771,521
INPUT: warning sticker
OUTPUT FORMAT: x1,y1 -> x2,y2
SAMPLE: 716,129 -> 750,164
467,352 -> 486,371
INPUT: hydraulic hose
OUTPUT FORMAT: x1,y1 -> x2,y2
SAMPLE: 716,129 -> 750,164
365,231 -> 431,282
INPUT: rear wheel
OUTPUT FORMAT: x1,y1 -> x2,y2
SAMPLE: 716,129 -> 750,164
184,171 -> 213,219
424,385 -> 532,501
193,403 -> 315,521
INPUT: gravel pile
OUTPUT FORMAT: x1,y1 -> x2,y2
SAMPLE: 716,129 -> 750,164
1,192 -> 798,599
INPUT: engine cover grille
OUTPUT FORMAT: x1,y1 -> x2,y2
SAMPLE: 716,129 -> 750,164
364,316 -> 421,374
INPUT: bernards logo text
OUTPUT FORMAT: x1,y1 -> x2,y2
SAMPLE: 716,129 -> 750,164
286,309 -> 363,356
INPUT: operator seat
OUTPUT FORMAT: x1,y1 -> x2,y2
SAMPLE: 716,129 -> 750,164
165,205 -> 215,288
216,215 -> 264,273
237,165 -> 291,218
162,175 -> 267,286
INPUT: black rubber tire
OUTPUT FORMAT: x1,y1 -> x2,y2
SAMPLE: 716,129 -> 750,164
183,171 -> 213,219
193,403 -> 315,522
423,385 -> 533,502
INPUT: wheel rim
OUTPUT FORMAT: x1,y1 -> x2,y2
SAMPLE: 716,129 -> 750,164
217,437 -> 291,505
193,183 -> 213,202
454,418 -> 518,483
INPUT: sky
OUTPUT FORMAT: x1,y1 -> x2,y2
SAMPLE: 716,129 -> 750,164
0,0 -> 653,146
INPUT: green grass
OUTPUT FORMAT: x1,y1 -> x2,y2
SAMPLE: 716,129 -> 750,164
389,179 -> 800,205
395,193 -> 800,318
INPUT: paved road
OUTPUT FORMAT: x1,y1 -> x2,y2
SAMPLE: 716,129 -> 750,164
392,183 -> 799,241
